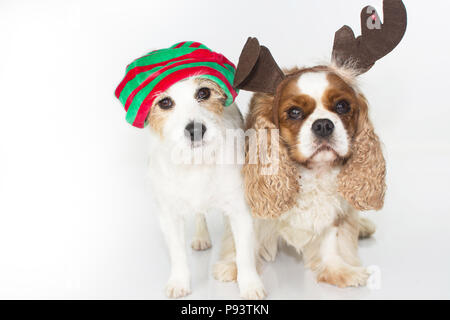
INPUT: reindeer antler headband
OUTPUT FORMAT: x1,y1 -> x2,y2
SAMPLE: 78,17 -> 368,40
234,0 -> 407,126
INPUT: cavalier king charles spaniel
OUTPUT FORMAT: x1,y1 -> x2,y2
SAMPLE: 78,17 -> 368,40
246,65 -> 384,287
215,0 -> 406,289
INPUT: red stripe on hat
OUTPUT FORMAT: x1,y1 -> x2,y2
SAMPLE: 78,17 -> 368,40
132,66 -> 236,128
115,49 -> 212,98
173,42 -> 186,48
123,57 -> 235,112
190,42 -> 202,48
209,51 -> 236,71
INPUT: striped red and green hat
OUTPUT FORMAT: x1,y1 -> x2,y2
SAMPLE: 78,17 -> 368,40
115,41 -> 238,128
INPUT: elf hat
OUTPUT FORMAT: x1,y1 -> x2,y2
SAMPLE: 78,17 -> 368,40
115,41 -> 239,128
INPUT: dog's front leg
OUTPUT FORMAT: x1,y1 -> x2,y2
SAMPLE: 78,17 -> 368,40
158,209 -> 190,298
227,208 -> 266,300
191,213 -> 212,251
303,213 -> 370,288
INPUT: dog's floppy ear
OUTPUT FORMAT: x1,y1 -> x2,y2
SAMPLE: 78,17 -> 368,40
243,94 -> 300,219
338,95 -> 386,211
234,37 -> 286,94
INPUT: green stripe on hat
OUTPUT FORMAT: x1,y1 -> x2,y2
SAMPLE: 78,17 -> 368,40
126,48 -> 199,72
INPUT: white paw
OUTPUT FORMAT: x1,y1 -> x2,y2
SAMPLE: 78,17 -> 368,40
259,244 -> 277,262
317,266 -> 370,288
213,260 -> 237,282
358,217 -> 376,239
165,277 -> 191,298
191,238 -> 212,251
238,277 -> 266,300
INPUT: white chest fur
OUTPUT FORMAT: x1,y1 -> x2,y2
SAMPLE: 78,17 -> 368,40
146,103 -> 246,216
148,154 -> 243,214
278,165 -> 350,249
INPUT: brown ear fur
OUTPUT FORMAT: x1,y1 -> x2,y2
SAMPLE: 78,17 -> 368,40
338,95 -> 386,211
243,93 -> 300,219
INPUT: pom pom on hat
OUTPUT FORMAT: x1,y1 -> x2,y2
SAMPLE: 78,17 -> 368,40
115,41 -> 238,128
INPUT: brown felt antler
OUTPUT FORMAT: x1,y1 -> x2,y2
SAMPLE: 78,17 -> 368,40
332,0 -> 407,74
234,1 -> 407,127
233,37 -> 286,94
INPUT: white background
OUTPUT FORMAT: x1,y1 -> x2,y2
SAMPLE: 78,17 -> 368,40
0,0 -> 449,299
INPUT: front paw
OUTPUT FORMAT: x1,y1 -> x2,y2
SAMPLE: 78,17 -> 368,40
165,277 -> 191,298
259,241 -> 278,262
191,238 -> 212,251
213,260 -> 237,282
238,276 -> 266,300
317,266 -> 370,288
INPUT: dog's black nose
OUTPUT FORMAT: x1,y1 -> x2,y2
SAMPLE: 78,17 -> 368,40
184,121 -> 207,142
312,119 -> 334,138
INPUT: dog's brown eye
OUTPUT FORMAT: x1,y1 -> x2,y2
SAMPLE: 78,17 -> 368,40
158,97 -> 173,110
335,100 -> 350,114
287,107 -> 303,120
196,87 -> 210,100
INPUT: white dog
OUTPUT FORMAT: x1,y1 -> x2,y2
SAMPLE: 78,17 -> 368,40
146,77 -> 265,299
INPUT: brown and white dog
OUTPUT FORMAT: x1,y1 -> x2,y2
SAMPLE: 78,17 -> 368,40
214,0 -> 406,288
244,65 -> 384,287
